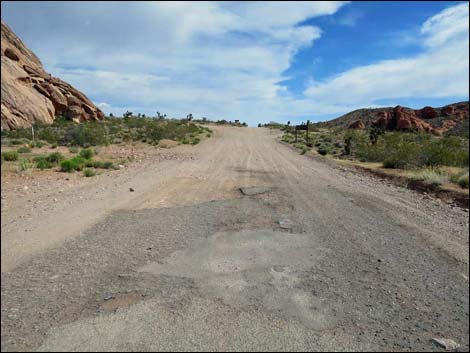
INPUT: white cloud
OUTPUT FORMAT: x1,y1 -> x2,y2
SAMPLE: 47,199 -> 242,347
2,1 -> 468,124
2,1 -> 346,122
304,2 -> 469,110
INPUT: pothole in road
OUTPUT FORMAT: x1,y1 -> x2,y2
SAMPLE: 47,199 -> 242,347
98,292 -> 145,314
138,229 -> 339,330
239,186 -> 271,196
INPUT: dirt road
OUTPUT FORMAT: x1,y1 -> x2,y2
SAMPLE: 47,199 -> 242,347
1,127 -> 469,351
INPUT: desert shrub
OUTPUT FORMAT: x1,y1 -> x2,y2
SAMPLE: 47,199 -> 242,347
83,168 -> 96,177
69,146 -> 79,154
46,152 -> 64,164
317,145 -> 330,156
37,128 -> 60,144
62,123 -> 110,147
60,156 -> 86,172
29,140 -> 46,148
343,130 -> 369,156
450,169 -> 469,189
458,174 -> 469,189
17,146 -> 32,153
191,137 -> 201,145
281,134 -> 294,143
9,139 -> 24,146
413,169 -> 449,186
96,161 -> 114,169
420,136 -> 469,167
35,157 -> 53,170
300,147 -> 308,155
79,148 -> 94,159
2,150 -> 19,161
50,143 -> 58,149
17,158 -> 33,172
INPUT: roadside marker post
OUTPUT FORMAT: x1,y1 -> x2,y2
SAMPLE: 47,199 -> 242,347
295,121 -> 310,144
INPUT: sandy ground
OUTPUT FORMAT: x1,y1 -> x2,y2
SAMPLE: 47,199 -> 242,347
1,126 -> 468,351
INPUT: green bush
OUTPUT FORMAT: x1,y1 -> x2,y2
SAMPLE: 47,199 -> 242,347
46,152 -> 64,164
9,139 -> 24,146
450,169 -> 469,189
458,174 -> 469,189
69,146 -> 79,154
79,148 -> 94,159
99,161 -> 114,169
2,150 -> 19,161
35,157 -> 53,170
62,123 -> 110,147
17,146 -> 32,153
191,137 -> 201,145
37,128 -> 60,144
60,156 -> 86,172
317,146 -> 330,156
83,168 -> 96,177
29,140 -> 46,148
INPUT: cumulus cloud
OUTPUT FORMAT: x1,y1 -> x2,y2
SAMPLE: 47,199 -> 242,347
304,2 -> 469,110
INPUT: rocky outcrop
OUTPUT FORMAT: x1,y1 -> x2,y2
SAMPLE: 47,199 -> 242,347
1,21 -> 103,130
312,102 -> 468,136
415,106 -> 438,120
372,106 -> 434,133
348,120 -> 365,129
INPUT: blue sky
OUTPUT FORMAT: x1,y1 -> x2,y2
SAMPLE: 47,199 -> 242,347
2,1 -> 469,125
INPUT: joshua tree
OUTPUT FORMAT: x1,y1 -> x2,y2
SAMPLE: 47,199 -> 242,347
369,126 -> 384,145
186,113 -> 193,121
123,110 -> 133,118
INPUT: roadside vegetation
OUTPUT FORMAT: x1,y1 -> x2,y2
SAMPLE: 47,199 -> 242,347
280,125 -> 469,190
1,114 -> 213,176
1,114 -> 212,148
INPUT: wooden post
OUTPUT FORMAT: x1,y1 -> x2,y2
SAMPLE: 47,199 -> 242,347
306,120 -> 310,145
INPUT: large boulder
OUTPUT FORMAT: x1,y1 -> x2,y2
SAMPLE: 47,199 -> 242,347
1,21 -> 103,130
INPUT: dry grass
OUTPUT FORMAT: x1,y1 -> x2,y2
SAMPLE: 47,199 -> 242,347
158,139 -> 178,148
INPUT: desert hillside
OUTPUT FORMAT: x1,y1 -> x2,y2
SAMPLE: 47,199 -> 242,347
313,102 -> 469,137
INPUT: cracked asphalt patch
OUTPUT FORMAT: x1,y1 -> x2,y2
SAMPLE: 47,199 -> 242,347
1,197 -> 292,352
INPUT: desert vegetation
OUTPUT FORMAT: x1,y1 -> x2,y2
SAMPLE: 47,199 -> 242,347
281,126 -> 469,190
1,114 -> 213,176
1,114 -> 211,148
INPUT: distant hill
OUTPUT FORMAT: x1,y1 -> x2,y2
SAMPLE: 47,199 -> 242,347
312,101 -> 469,137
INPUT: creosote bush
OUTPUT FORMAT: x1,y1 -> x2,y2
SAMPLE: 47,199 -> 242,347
2,150 -> 19,161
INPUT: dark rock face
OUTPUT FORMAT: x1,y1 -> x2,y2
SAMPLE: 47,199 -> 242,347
1,21 -> 104,130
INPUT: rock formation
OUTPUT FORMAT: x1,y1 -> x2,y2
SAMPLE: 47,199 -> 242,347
372,106 -> 435,133
1,21 -> 103,130
348,120 -> 366,129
